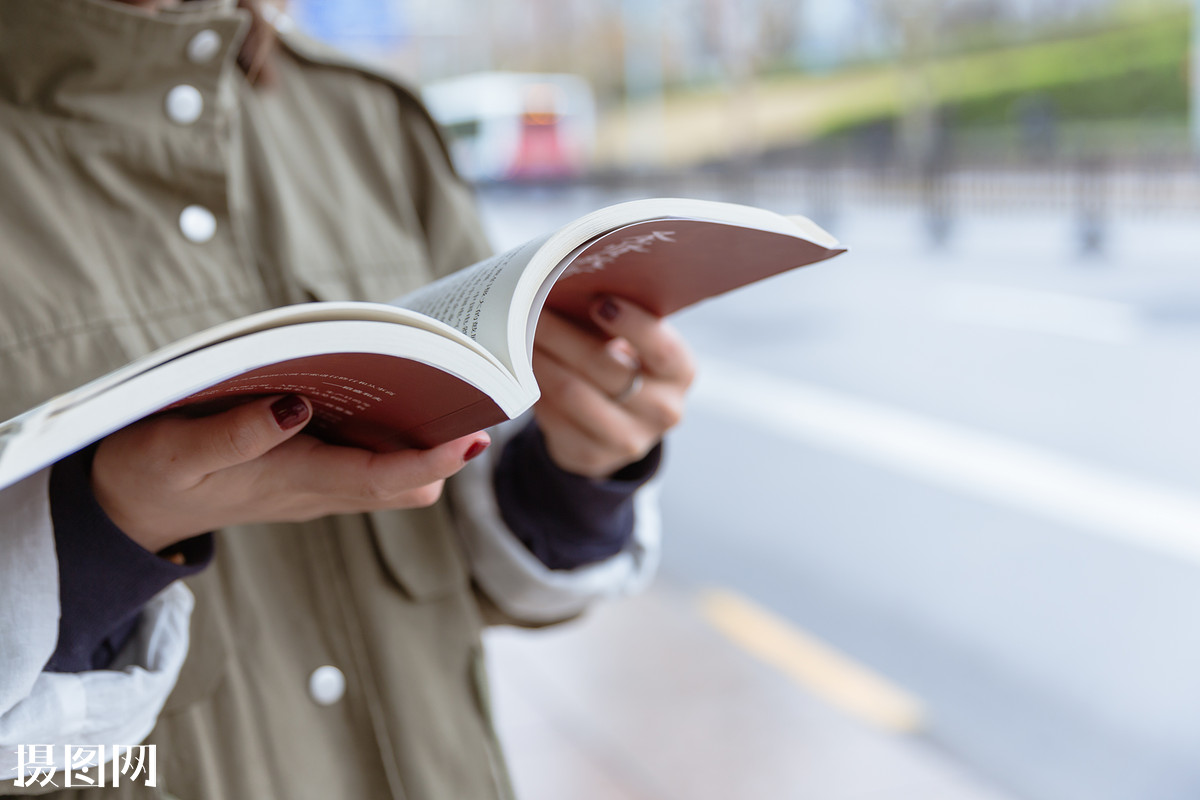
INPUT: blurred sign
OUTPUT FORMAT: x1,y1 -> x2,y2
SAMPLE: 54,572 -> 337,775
423,72 -> 597,183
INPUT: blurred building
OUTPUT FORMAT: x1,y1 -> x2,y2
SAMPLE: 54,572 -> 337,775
289,0 -> 1170,84
288,0 -> 1194,175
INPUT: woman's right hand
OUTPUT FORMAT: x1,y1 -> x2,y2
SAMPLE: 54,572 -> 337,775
90,395 -> 490,554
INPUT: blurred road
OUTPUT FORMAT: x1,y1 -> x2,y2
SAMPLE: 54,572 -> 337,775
477,185 -> 1200,800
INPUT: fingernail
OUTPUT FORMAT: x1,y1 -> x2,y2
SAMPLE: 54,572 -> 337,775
271,395 -> 310,430
595,297 -> 620,322
463,438 -> 490,463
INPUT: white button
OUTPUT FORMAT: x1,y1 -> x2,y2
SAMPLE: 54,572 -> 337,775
179,205 -> 216,243
165,85 -> 203,125
309,666 -> 346,706
186,30 -> 222,63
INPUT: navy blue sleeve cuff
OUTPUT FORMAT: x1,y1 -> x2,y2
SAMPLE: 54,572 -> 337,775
46,445 -> 213,673
494,420 -> 661,571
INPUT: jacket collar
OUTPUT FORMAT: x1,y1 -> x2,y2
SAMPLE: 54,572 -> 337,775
0,0 -> 248,128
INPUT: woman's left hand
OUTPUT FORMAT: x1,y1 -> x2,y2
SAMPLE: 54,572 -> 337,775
532,295 -> 695,478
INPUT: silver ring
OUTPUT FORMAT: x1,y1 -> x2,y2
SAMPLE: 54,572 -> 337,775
613,371 -> 644,404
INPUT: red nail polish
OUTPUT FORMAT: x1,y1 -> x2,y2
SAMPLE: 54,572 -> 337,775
463,439 -> 490,463
596,297 -> 620,322
271,395 -> 310,430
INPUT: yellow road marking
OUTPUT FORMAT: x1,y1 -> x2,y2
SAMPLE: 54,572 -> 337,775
699,588 -> 925,734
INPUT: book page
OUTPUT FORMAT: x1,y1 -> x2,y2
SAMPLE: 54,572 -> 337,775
0,318 -> 529,490
11,301 -> 485,426
394,234 -> 552,372
398,199 -> 845,396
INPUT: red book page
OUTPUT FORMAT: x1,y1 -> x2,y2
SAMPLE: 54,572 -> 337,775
165,353 -> 506,451
544,219 -> 841,321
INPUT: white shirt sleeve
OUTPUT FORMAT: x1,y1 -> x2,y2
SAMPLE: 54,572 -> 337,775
0,469 -> 193,781
448,419 -> 663,624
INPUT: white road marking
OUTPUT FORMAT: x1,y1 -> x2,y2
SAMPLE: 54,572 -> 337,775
933,282 -> 1142,345
693,358 -> 1200,565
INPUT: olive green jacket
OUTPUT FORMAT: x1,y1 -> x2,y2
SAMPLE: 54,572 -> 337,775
0,1 -> 660,797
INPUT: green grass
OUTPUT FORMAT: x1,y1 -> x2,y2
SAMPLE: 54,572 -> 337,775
601,10 -> 1194,168
796,11 -> 1192,155
952,64 -> 1188,125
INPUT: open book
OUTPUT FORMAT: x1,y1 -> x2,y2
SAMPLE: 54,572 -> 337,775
0,198 -> 845,490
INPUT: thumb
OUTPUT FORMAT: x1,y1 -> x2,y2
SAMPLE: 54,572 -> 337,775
180,394 -> 313,476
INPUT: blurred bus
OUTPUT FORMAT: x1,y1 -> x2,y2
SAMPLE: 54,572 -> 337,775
422,72 -> 596,183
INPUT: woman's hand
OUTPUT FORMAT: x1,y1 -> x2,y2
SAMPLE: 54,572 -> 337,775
91,395 -> 490,554
532,296 -> 695,478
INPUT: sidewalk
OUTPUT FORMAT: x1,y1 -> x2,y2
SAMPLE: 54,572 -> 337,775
485,581 -> 1017,800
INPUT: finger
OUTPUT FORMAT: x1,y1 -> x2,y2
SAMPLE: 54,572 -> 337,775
533,351 -> 656,457
590,296 -> 695,385
535,311 -> 640,398
535,345 -> 684,462
535,341 -> 685,437
533,403 -> 629,477
171,394 -> 313,477
284,430 -> 491,509
618,378 -> 687,434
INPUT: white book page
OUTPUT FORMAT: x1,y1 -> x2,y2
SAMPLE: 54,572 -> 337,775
394,233 -> 552,374
0,302 -> 490,430
0,320 -> 528,491
397,197 -> 843,389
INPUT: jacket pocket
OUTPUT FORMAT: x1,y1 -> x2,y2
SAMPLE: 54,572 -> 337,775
288,236 -> 432,306
368,505 -> 468,602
